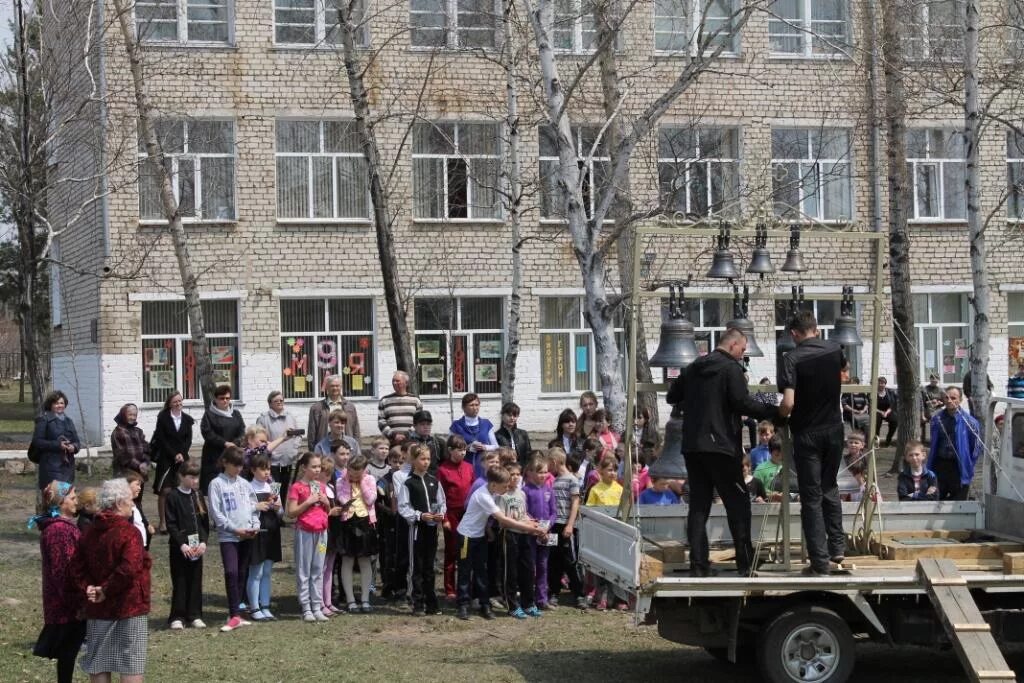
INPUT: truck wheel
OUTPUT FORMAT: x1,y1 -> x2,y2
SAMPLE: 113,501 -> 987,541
757,606 -> 855,683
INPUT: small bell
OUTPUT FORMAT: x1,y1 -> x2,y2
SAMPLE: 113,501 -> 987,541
650,284 -> 700,369
746,223 -> 775,276
726,285 -> 764,357
781,226 -> 806,273
648,403 -> 687,481
831,286 -> 863,347
706,225 -> 740,279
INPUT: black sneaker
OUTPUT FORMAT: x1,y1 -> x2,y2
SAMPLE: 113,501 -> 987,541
480,606 -> 495,621
830,555 -> 846,565
688,565 -> 718,578
412,607 -> 426,616
801,565 -> 830,577
456,605 -> 470,621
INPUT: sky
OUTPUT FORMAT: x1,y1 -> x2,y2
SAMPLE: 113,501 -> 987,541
0,2 -> 13,52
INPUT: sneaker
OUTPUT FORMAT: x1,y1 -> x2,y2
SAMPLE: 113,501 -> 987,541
251,610 -> 270,622
457,605 -> 470,621
220,616 -> 243,632
801,565 -> 831,577
190,619 -> 207,629
238,602 -> 248,612
524,606 -> 542,618
432,607 -> 443,616
576,597 -> 588,610
595,600 -> 608,611
321,608 -> 334,618
169,620 -> 185,630
830,555 -> 846,566
347,602 -> 359,614
314,610 -> 329,622
616,601 -> 629,611
260,610 -> 275,621
548,597 -> 559,608
489,597 -> 505,611
361,602 -> 373,614
539,601 -> 556,611
509,607 -> 528,620
237,617 -> 252,627
480,606 -> 495,621
302,611 -> 316,623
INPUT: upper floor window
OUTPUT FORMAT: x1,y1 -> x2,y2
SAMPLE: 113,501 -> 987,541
411,122 -> 501,220
771,127 -> 852,222
138,119 -> 235,222
414,296 -> 504,395
539,124 -> 610,220
1009,129 -> 1024,220
279,298 -> 376,400
904,0 -> 964,61
136,0 -> 231,43
906,128 -> 965,221
274,0 -> 369,47
276,120 -> 370,221
141,299 -> 239,404
658,126 -> 740,218
553,0 -> 605,53
410,0 -> 498,48
769,0 -> 849,57
654,0 -> 740,55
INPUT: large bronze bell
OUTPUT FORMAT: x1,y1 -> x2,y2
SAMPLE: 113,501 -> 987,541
746,223 -> 775,276
780,225 -> 806,273
706,225 -> 740,279
726,285 -> 764,357
831,286 -> 863,347
647,403 -> 687,482
650,284 -> 699,368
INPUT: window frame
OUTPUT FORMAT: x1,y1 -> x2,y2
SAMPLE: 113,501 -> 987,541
409,0 -> 500,49
903,0 -> 965,62
1009,129 -> 1024,221
538,124 -> 611,222
278,298 -> 378,400
275,119 -> 372,223
140,298 -> 241,405
913,292 -> 971,385
414,296 -> 505,396
771,127 -> 853,223
137,119 -> 237,224
411,121 -> 503,222
773,296 -> 861,379
273,0 -> 370,48
538,295 -> 626,395
768,0 -> 850,58
653,0 -> 741,56
906,128 -> 967,223
135,0 -> 234,45
1009,291 -> 1024,378
657,125 -> 741,219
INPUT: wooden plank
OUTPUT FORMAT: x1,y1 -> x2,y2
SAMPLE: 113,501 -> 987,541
1003,552 -> 1024,575
882,540 -> 1022,561
954,623 -> 992,632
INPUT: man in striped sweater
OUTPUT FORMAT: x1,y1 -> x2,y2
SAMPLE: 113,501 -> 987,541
378,371 -> 422,445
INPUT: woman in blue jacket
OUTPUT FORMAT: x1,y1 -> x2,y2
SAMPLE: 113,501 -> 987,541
31,391 -> 81,489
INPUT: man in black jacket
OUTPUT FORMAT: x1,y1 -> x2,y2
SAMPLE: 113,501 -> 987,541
666,328 -> 779,576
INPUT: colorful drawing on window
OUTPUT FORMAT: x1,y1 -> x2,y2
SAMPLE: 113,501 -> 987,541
421,364 -> 445,383
294,375 -> 306,393
417,340 -> 440,359
211,346 -> 234,365
478,340 -> 502,359
183,344 -> 196,398
575,345 -> 588,370
351,375 -> 364,391
212,369 -> 232,387
475,363 -> 498,383
144,347 -> 169,367
954,339 -> 967,359
149,370 -> 175,389
358,337 -> 370,350
542,335 -> 555,388
347,352 -> 365,375
453,337 -> 466,392
943,355 -> 955,374
317,340 -> 337,369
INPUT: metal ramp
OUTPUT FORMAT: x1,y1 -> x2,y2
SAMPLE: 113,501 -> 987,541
917,558 -> 1017,683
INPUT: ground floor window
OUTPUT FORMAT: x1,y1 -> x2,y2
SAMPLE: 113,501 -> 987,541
914,292 -> 969,384
414,296 -> 503,396
539,296 -> 625,393
1009,292 -> 1024,377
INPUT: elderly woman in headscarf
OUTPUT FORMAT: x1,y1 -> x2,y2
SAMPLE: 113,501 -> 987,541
111,403 -> 152,501
71,478 -> 152,683
31,480 -> 85,683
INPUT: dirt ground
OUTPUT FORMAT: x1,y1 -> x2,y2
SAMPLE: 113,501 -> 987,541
1,466 -> 1020,683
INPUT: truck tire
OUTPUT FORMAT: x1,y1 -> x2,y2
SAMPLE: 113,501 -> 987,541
757,606 -> 855,683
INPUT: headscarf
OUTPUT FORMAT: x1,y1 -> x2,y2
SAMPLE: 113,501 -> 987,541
28,481 -> 73,529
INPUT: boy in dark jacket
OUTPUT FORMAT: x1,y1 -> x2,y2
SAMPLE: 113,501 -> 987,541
397,446 -> 446,615
897,441 -> 939,501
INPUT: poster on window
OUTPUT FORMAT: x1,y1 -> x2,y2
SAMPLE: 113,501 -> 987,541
421,364 -> 445,383
954,339 -> 968,359
475,363 -> 498,383
145,347 -> 169,367
1010,337 -> 1024,372
212,369 -> 232,387
149,370 -> 175,389
417,340 -> 440,359
211,345 -> 234,365
478,340 -> 502,359
943,355 -> 955,374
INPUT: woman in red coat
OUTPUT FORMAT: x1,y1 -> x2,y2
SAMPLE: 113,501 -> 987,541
72,478 -> 152,683
31,480 -> 85,683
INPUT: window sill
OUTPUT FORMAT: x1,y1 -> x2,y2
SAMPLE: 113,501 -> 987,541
141,399 -> 246,409
140,41 -> 237,51
538,218 -> 618,226
276,218 -> 373,226
139,219 -> 238,227
411,218 -> 505,226
271,44 -> 371,52
420,393 -> 503,400
408,45 -> 499,54
908,219 -> 968,226
653,51 -> 741,60
766,52 -> 851,61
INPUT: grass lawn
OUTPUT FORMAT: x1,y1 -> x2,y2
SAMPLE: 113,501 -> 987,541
0,468 -> 705,683
0,383 -> 35,434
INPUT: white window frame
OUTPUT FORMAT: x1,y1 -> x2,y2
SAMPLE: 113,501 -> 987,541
771,127 -> 853,223
768,0 -> 850,58
653,0 -> 740,56
1009,292 -> 1024,377
906,128 -> 966,223
1009,129 -> 1024,221
552,0 -> 603,53
411,121 -> 503,222
278,298 -> 377,400
414,296 -> 505,396
140,299 -> 241,405
914,292 -> 970,385
658,126 -> 741,219
135,0 -> 233,44
138,119 -> 236,224
275,119 -> 371,223
273,0 -> 370,47
409,0 -> 499,49
538,124 -> 611,222
539,295 -> 625,395
904,0 -> 965,62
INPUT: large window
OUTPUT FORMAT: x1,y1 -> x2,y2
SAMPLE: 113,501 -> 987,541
768,0 -> 849,56
904,0 -> 965,61
906,128 -> 966,221
138,119 -> 235,222
775,297 -> 860,379
1009,293 -> 1024,377
539,296 -> 625,393
141,299 -> 239,404
914,292 -> 969,385
279,298 -> 376,400
414,297 -> 503,396
658,126 -> 740,218
412,122 -> 501,220
273,0 -> 369,46
552,0 -> 603,52
771,127 -> 852,222
654,0 -> 740,54
135,0 -> 231,43
410,0 -> 497,48
276,120 -> 369,221
1009,130 -> 1024,220
539,124 -> 610,220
